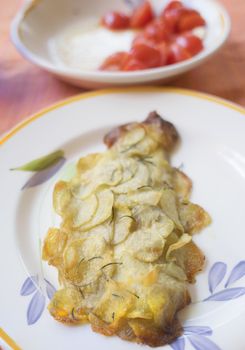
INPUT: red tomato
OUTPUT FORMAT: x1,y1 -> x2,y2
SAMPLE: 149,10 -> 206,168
122,58 -> 147,71
175,33 -> 203,55
100,52 -> 129,71
144,18 -> 172,43
156,42 -> 168,66
130,43 -> 162,68
132,33 -> 157,49
130,1 -> 154,29
167,43 -> 191,64
101,11 -> 130,30
163,0 -> 184,13
177,12 -> 205,32
161,8 -> 183,32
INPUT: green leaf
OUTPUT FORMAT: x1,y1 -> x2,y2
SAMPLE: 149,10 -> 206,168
10,150 -> 65,172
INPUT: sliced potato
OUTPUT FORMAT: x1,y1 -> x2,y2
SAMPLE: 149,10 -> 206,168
112,208 -> 134,245
126,229 -> 165,263
81,190 -> 114,231
115,190 -> 161,209
53,181 -> 71,216
166,233 -> 192,260
113,162 -> 149,194
42,228 -> 67,266
178,201 -> 211,234
63,236 -> 113,285
160,189 -> 183,231
76,153 -> 102,176
117,126 -> 146,152
72,194 -> 98,228
133,206 -> 174,238
173,169 -> 192,199
93,280 -> 134,325
48,287 -> 85,324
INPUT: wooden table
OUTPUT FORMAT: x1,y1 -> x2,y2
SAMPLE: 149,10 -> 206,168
0,0 -> 244,136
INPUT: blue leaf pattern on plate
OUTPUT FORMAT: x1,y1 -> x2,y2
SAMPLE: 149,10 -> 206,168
204,287 -> 245,301
20,276 -> 38,296
225,261 -> 245,288
189,335 -> 221,350
45,279 -> 56,300
208,262 -> 227,293
27,290 -> 46,325
184,326 -> 212,336
22,157 -> 66,189
170,337 -> 185,350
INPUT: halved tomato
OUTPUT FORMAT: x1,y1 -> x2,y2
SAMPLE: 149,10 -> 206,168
175,33 -> 203,55
130,1 -> 154,29
100,52 -> 129,71
129,43 -> 162,68
101,11 -> 130,30
144,18 -> 172,43
177,11 -> 206,32
122,59 -> 147,71
167,42 -> 191,64
155,42 -> 168,66
163,0 -> 184,13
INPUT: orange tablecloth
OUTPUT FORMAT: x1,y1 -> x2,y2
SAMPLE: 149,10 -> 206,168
0,0 -> 244,136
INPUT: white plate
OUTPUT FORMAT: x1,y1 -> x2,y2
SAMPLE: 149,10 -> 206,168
0,87 -> 244,350
11,0 -> 230,88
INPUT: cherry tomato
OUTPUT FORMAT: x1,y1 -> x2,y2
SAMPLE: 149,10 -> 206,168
175,33 -> 203,55
130,1 -> 154,29
163,0 -> 184,13
167,43 -> 191,64
161,8 -> 183,32
144,18 -> 172,43
155,42 -> 168,66
177,11 -> 205,32
122,58 -> 147,71
132,33 -> 156,47
100,52 -> 129,71
130,43 -> 162,68
101,11 -> 130,30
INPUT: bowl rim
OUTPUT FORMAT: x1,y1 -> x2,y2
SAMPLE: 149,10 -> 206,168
10,0 -> 231,83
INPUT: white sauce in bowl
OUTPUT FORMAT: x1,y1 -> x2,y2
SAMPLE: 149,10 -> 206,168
49,19 -> 136,71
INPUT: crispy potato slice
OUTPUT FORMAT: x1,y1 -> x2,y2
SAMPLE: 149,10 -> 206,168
93,280 -> 134,325
178,201 -> 211,234
72,194 -> 98,228
170,241 -> 205,282
72,160 -> 122,200
117,126 -> 146,153
173,169 -> 192,199
160,189 -> 183,231
115,190 -> 162,209
63,236 -> 113,285
42,228 -> 67,267
76,153 -> 102,176
166,233 -> 192,260
81,190 -> 114,231
126,229 -> 165,263
53,181 -> 72,216
112,208 -> 134,245
113,162 -> 149,194
48,287 -> 85,324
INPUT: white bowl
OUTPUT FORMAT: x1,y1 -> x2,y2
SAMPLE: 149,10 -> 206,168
11,0 -> 231,89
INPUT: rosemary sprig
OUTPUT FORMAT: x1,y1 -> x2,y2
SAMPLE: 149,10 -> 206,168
112,312 -> 115,321
88,256 -> 103,262
127,290 -> 140,299
112,293 -> 124,298
71,307 -> 76,320
79,288 -> 85,299
137,185 -> 153,190
100,262 -> 123,270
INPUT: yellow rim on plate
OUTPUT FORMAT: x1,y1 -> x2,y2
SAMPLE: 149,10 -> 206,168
0,328 -> 22,350
0,87 -> 244,147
